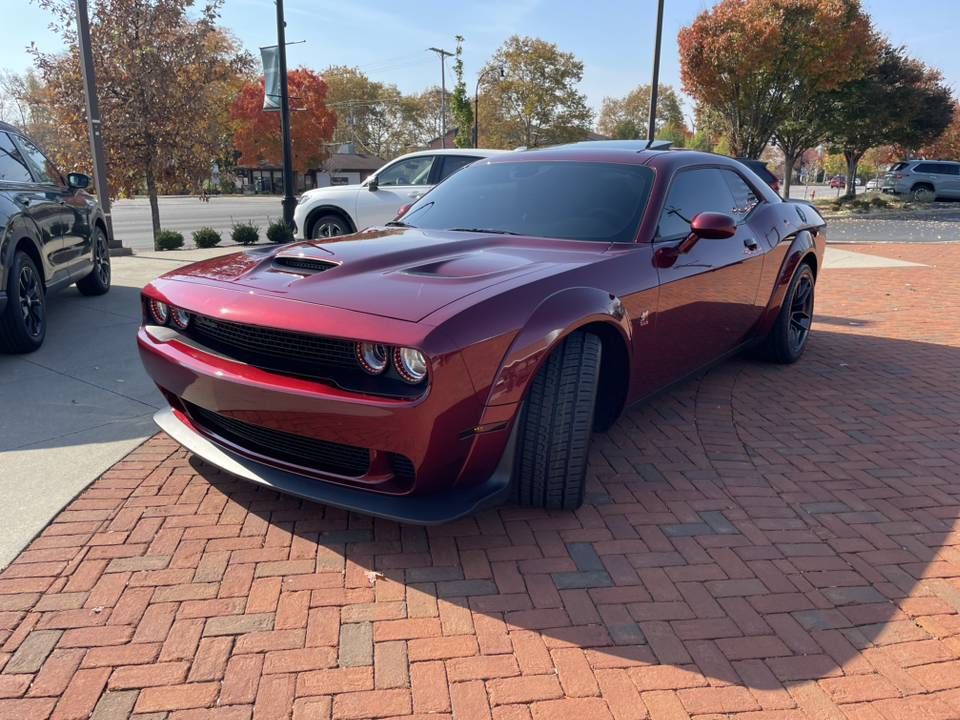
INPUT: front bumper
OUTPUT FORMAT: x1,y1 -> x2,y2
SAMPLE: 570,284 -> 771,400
155,406 -> 516,523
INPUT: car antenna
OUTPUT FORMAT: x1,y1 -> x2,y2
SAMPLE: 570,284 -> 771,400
644,0 -> 666,151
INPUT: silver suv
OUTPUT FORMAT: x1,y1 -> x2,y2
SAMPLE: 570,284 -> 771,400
882,160 -> 960,200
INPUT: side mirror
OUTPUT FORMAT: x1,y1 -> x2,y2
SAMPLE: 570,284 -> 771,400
367,177 -> 379,192
68,173 -> 92,189
677,211 -> 736,253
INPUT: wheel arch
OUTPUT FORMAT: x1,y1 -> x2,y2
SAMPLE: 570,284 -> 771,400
754,231 -> 819,340
14,237 -> 45,289
305,205 -> 356,237
484,287 -> 633,415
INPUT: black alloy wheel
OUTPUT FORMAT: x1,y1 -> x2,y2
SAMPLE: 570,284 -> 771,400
77,227 -> 111,296
0,251 -> 46,353
755,263 -> 816,364
311,214 -> 350,239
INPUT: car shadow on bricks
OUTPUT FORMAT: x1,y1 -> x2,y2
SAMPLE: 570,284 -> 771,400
2,328 -> 960,718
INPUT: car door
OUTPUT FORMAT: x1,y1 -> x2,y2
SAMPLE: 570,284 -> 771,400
652,166 -> 766,383
938,164 -> 960,198
0,131 -> 68,277
13,133 -> 91,264
354,155 -> 436,229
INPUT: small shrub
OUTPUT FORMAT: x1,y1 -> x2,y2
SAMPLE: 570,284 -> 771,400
266,217 -> 294,244
231,219 -> 260,245
870,197 -> 889,208
851,198 -> 871,210
192,227 -> 222,249
155,230 -> 184,251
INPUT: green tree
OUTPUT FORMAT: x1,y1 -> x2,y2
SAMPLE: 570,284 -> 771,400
823,42 -> 954,196
597,84 -> 684,140
679,0 -> 874,158
476,36 -> 593,149
31,0 -> 252,239
449,36 -> 473,148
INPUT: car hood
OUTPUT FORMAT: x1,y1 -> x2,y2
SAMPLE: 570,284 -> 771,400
160,228 -> 606,323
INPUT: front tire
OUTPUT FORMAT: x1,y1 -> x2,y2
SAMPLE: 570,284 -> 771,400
310,214 -> 351,239
756,264 -> 815,364
76,226 -> 111,296
0,251 -> 46,354
514,331 -> 601,510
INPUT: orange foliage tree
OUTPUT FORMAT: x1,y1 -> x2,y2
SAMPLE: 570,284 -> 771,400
231,68 -> 337,175
678,0 -> 874,159
917,101 -> 960,161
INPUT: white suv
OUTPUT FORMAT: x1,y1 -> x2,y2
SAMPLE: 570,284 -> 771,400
294,148 -> 507,240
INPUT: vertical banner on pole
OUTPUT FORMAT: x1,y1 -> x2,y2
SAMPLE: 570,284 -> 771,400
261,46 -> 281,112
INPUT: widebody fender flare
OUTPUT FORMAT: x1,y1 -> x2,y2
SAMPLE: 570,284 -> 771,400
484,286 -> 633,408
754,229 -> 820,340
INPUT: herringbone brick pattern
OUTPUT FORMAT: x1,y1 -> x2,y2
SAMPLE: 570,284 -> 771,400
2,242 -> 960,720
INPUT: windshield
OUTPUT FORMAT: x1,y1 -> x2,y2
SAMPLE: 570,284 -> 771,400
400,160 -> 654,243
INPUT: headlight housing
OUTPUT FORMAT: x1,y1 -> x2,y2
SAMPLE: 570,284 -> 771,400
356,342 -> 388,374
149,299 -> 169,325
171,308 -> 191,329
394,347 -> 428,384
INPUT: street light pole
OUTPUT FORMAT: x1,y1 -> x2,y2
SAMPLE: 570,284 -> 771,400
428,48 -> 453,148
644,0 -> 665,149
276,0 -> 296,230
473,67 -> 503,149
75,0 -> 122,250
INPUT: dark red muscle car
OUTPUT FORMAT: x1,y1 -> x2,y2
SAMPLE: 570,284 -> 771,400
138,143 -> 825,523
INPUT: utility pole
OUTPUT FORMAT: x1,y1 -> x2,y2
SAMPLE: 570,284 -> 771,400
275,0 -> 295,230
75,0 -> 123,251
428,47 -> 452,148
644,0 -> 665,149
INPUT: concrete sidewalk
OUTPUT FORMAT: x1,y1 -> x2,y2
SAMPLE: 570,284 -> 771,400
1,242 -> 960,719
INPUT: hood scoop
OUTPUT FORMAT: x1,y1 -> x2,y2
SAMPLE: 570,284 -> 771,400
273,256 -> 338,274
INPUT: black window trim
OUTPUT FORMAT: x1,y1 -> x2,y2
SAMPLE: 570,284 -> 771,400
9,131 -> 66,187
653,164 -> 764,243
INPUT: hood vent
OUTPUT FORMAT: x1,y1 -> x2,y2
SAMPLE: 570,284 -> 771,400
274,256 -> 338,274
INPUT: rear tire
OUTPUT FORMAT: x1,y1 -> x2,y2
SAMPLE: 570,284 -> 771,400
755,264 -> 815,364
0,251 -> 46,354
310,214 -> 351,239
911,184 -> 935,202
76,226 -> 111,296
514,331 -> 601,510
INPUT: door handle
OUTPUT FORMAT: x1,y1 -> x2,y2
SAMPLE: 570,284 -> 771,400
15,195 -> 31,207
407,191 -> 424,199
744,239 -> 759,252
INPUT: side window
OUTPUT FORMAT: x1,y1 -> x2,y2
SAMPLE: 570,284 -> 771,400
722,169 -> 761,222
0,133 -> 34,183
657,168 -> 737,239
945,165 -> 960,176
13,135 -> 65,186
914,163 -> 938,174
376,157 -> 435,187
438,155 -> 480,182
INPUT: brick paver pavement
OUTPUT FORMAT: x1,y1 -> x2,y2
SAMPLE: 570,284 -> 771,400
2,242 -> 960,720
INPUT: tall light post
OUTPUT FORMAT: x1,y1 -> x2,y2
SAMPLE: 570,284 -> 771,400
473,66 -> 503,148
428,47 -> 453,147
644,0 -> 665,149
275,0 -> 295,229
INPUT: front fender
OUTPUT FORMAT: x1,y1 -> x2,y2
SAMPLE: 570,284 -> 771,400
754,229 -> 821,340
485,286 -> 632,407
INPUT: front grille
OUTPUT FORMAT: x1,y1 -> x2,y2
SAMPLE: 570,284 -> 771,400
191,315 -> 359,369
274,256 -> 338,273
391,454 -> 416,481
188,403 -> 370,477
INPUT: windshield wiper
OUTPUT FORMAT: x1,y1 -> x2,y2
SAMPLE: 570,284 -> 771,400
385,221 -> 416,227
446,227 -> 521,235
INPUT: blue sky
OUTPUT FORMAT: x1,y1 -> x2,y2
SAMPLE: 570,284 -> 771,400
4,0 -> 958,124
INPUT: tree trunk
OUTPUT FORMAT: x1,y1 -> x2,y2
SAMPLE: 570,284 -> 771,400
844,150 -> 863,198
782,152 -> 796,198
145,163 -> 161,245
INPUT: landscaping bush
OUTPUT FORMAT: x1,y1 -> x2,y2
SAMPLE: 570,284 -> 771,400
155,230 -> 184,251
231,219 -> 260,245
870,196 -> 889,208
851,198 -> 871,210
192,227 -> 222,249
266,217 -> 294,244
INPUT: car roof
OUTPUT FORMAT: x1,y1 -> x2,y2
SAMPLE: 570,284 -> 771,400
393,148 -> 509,161
904,159 -> 960,164
0,121 -> 21,134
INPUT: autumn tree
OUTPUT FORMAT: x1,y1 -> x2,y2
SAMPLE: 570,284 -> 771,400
916,101 -> 960,161
31,0 -> 252,241
822,42 -> 954,196
475,36 -> 592,149
232,67 -> 337,177
596,84 -> 684,140
413,85 -> 455,147
679,0 -> 874,159
448,36 -> 474,148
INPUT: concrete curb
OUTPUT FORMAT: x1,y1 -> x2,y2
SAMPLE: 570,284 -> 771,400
819,206 -> 959,221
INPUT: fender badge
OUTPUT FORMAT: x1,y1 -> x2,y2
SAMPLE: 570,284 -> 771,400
639,310 -> 650,326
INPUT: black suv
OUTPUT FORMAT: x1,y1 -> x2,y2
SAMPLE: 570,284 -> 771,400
0,121 -> 111,353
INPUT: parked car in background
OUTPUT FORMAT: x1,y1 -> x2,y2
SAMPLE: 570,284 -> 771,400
829,176 -> 846,188
882,160 -> 960,201
139,144 -> 825,522
293,148 -> 508,240
734,158 -> 780,194
865,178 -> 882,190
0,121 -> 112,353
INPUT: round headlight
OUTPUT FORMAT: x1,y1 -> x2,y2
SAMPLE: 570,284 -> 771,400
171,307 -> 190,329
394,347 -> 428,384
356,342 -> 389,374
149,299 -> 169,325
